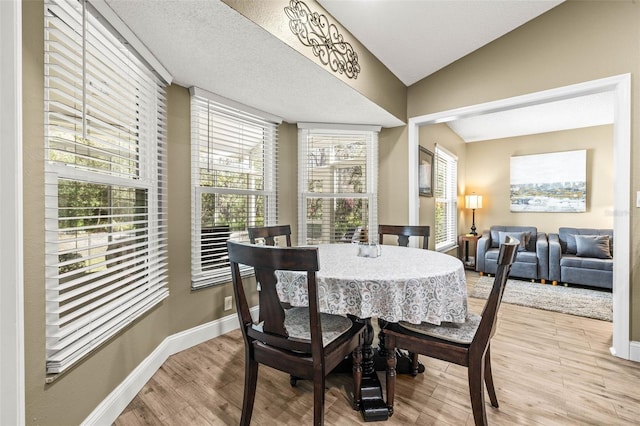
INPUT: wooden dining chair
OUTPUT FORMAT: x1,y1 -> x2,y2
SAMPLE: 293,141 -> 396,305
382,237 -> 519,425
377,224 -> 431,372
248,224 -> 292,247
227,241 -> 366,426
378,224 -> 430,249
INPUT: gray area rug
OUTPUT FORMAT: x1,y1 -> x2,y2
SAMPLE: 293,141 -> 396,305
469,276 -> 612,321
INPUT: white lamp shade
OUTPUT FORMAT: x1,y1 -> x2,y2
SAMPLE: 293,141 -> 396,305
465,194 -> 483,209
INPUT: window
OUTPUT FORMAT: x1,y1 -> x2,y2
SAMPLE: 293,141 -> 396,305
44,0 -> 168,374
190,88 -> 280,289
298,124 -> 379,245
434,145 -> 458,251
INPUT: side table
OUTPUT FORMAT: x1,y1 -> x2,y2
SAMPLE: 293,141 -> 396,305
458,234 -> 481,270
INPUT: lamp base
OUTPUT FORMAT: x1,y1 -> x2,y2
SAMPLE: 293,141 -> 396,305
470,209 -> 477,236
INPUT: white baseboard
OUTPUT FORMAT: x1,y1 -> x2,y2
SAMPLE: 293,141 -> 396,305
629,341 -> 640,362
82,307 -> 258,425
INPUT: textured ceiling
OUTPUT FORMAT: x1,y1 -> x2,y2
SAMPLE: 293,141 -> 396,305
105,0 -> 404,127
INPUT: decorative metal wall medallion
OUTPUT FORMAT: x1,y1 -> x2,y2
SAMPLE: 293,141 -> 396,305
284,0 -> 361,79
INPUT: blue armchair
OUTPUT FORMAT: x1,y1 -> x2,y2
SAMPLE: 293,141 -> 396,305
476,226 -> 549,282
548,227 -> 613,289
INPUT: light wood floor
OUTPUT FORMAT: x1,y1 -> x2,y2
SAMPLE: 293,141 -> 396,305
115,272 -> 640,425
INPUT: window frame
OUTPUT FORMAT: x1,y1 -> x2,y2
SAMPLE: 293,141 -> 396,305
297,123 -> 380,246
434,144 -> 458,252
190,87 -> 281,289
43,0 -> 169,375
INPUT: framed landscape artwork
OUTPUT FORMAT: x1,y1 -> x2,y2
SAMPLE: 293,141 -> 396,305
418,146 -> 434,197
510,149 -> 586,212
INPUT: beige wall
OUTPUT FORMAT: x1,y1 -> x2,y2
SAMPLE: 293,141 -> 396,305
378,126 -> 408,226
465,126 -> 614,236
408,0 -> 640,338
277,122 -> 299,242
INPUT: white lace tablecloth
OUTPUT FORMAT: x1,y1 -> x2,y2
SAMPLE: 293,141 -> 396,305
276,244 -> 467,325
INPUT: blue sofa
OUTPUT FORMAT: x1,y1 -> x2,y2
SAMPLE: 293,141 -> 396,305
476,226 -> 549,282
548,227 -> 613,289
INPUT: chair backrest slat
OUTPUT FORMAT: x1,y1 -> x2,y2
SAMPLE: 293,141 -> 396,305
248,225 -> 292,247
473,237 -> 519,347
378,224 -> 431,249
254,267 -> 287,336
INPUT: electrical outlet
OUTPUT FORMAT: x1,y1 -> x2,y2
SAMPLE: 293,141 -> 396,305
224,296 -> 233,311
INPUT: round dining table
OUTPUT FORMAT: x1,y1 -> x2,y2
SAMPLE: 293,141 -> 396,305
276,243 -> 468,325
275,243 -> 468,421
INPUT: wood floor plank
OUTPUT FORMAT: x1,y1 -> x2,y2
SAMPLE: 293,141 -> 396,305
136,376 -> 191,422
173,379 -> 241,425
413,397 -> 471,426
159,405 -> 214,426
114,271 -> 639,425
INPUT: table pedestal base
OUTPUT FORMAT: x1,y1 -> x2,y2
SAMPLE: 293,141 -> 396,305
360,372 -> 389,422
329,318 -> 425,421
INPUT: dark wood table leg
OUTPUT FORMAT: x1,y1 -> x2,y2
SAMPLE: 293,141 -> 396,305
359,317 -> 389,422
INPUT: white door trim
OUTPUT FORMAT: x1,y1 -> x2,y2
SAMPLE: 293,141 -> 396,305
408,74 -> 631,360
0,0 -> 25,424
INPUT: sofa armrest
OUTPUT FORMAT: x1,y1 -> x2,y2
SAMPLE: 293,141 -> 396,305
475,230 -> 491,273
536,232 -> 549,281
548,233 -> 561,282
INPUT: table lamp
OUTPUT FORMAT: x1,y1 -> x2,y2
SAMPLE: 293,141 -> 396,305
465,193 -> 483,236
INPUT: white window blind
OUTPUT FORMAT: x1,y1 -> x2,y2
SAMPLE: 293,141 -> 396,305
44,0 -> 168,374
434,145 -> 458,252
190,88 -> 280,289
298,125 -> 379,245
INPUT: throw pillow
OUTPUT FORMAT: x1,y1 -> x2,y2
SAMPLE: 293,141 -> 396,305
490,229 -> 501,248
498,231 -> 527,252
575,235 -> 612,259
566,233 -> 578,254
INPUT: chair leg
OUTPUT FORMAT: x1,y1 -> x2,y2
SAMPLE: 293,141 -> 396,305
241,358 -> 259,426
352,345 -> 363,410
410,352 -> 419,376
468,358 -> 488,426
484,346 -> 499,408
385,336 -> 397,416
313,371 -> 325,426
